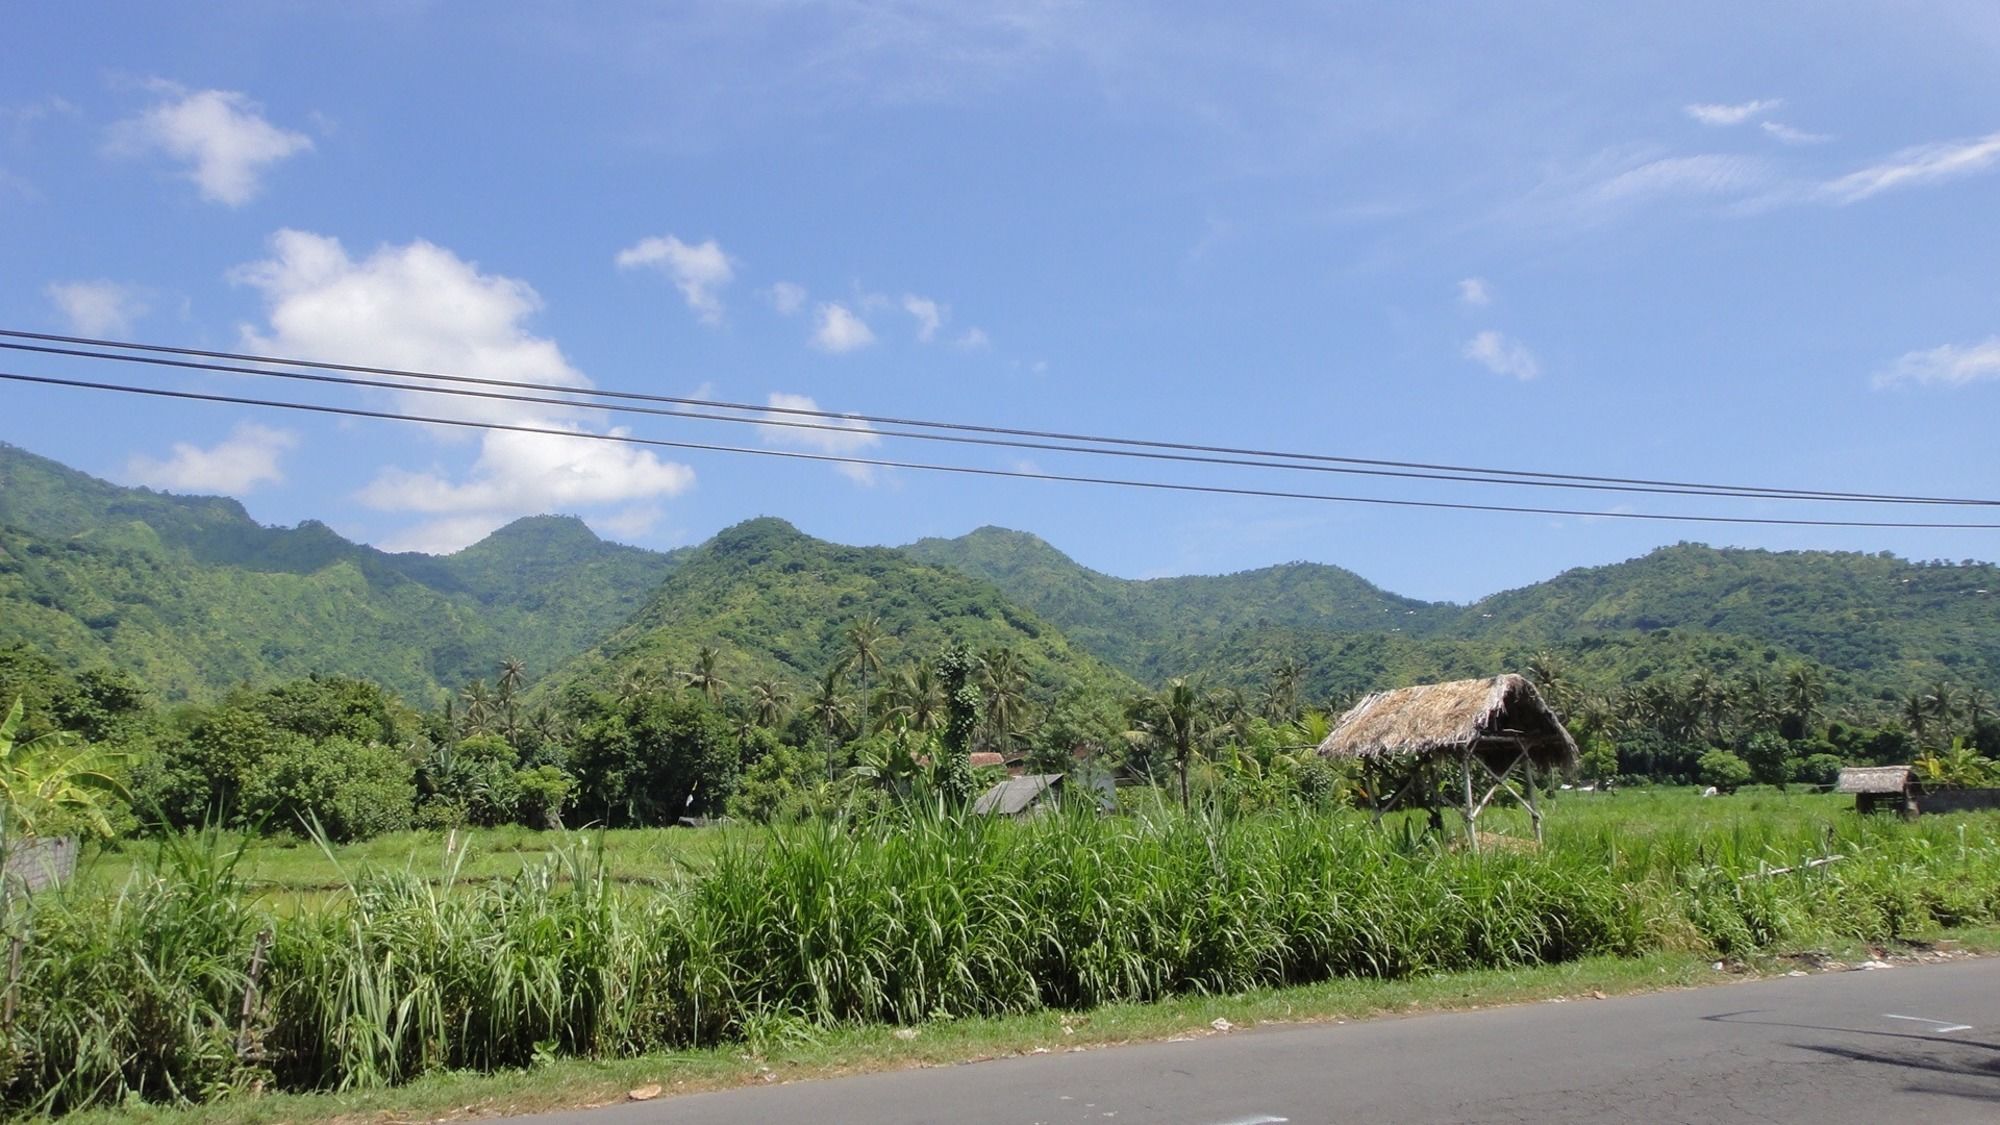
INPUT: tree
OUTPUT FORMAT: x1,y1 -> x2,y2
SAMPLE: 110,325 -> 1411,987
239,736 -> 415,842
1740,731 -> 1792,788
0,698 -> 130,839
569,693 -> 740,825
1260,659 -> 1302,723
884,663 -> 943,733
978,646 -> 1029,751
807,666 -> 851,780
749,677 -> 792,729
684,645 -> 730,705
1781,665 -> 1825,740
846,617 -> 889,744
1129,678 -> 1209,811
1696,748 -> 1752,792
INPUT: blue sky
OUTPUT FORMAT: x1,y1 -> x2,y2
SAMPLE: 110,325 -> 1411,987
3,2 -> 1998,602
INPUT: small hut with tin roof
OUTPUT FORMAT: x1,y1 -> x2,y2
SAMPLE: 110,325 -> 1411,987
1317,673 -> 1577,847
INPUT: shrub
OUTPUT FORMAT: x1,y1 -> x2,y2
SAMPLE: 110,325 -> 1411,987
1696,749 -> 1752,791
239,737 -> 415,841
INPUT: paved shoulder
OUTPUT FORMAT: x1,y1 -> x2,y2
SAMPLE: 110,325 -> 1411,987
519,960 -> 2000,1125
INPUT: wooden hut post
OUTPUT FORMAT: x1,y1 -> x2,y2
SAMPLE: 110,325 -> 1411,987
1522,756 -> 1543,844
1461,747 -> 1479,850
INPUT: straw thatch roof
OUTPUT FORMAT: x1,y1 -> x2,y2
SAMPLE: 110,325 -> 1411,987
1835,765 -> 1913,795
1316,674 -> 1577,770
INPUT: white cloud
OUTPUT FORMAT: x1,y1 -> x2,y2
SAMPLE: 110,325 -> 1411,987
590,504 -> 665,540
106,85 -> 311,205
1456,277 -> 1491,307
46,280 -> 147,336
1761,120 -> 1831,145
125,422 -> 296,494
1462,330 -> 1541,380
1874,337 -> 2000,388
902,293 -> 944,341
954,326 -> 991,350
234,229 -> 697,552
1684,99 -> 1781,126
767,280 -> 807,315
1819,130 -> 2000,204
615,234 -> 735,324
758,391 -> 882,483
812,302 -> 875,352
1591,154 -> 1769,206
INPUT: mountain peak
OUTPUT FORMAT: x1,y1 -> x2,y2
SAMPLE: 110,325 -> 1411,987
458,514 -> 604,557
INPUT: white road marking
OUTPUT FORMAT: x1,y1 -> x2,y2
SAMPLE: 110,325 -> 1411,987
1883,1014 -> 1973,1033
1207,1117 -> 1289,1125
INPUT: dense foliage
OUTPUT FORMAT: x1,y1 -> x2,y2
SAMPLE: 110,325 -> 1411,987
5,803 -> 1999,1113
0,444 -> 678,700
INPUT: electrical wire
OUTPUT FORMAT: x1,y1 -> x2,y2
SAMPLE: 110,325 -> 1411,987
3,327 -> 1988,508
7,367 -> 1999,531
11,337 -> 1985,507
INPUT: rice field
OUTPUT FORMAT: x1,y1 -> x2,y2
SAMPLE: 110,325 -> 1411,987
5,791 -> 1997,1116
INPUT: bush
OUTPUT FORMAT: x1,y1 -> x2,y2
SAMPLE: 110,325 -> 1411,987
1696,749 -> 1752,791
1792,752 -> 1845,787
239,737 -> 415,841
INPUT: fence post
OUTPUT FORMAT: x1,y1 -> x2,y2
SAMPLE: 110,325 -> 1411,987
237,927 -> 273,1059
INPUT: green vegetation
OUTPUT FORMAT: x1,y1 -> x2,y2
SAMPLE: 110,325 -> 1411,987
7,799 -> 1999,1114
0,444 -> 679,701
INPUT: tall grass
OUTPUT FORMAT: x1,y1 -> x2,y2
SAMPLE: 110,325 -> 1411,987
5,802 -> 1999,1114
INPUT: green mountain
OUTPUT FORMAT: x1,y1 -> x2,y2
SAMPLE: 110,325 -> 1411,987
903,527 -> 2000,705
0,442 -> 682,701
902,526 -> 1445,682
550,518 -> 1139,702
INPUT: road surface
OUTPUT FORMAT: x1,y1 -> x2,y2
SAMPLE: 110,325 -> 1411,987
518,958 -> 2000,1124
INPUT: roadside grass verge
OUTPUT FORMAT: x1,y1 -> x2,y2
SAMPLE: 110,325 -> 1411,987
11,803 -> 2000,1117
56,932 -> 2000,1125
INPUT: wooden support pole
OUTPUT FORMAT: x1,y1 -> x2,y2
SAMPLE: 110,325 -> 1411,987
237,927 -> 273,1060
1523,755 -> 1543,844
1461,749 -> 1479,850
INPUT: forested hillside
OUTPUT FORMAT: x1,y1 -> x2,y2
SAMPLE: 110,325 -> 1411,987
903,526 -> 1448,681
0,443 -> 681,700
549,518 -> 1138,704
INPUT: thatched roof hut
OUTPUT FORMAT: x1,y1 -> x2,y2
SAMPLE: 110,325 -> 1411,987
1834,765 -> 1913,795
1316,674 -> 1578,772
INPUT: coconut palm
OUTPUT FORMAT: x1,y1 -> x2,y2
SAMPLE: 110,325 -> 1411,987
845,617 -> 888,743
684,645 -> 730,705
1783,665 -> 1825,736
1924,680 -> 1960,740
459,679 -> 495,737
979,647 -> 1029,750
1260,659 -> 1303,723
1127,678 -> 1209,811
884,662 -> 944,732
749,677 -> 792,729
808,665 -> 851,779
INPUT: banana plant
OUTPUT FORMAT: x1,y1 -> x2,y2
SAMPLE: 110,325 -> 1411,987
0,697 -> 132,838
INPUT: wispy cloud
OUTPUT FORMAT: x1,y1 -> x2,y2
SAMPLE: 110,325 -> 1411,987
1760,120 -> 1831,145
1463,330 -> 1540,380
1818,130 -> 2000,204
1592,154 -> 1770,206
1457,277 -> 1491,307
1684,98 -> 1781,126
1874,337 -> 2000,388
615,234 -> 735,323
902,293 -> 944,341
811,301 -> 875,352
46,280 -> 147,336
758,391 -> 882,483
125,422 -> 297,494
767,280 -> 807,315
106,83 -> 312,205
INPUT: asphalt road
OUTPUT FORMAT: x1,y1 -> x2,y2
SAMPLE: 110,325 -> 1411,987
519,958 -> 2000,1124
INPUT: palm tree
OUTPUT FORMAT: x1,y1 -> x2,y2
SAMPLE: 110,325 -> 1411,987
1964,686 -> 1994,732
1128,678 -> 1209,811
749,678 -> 792,729
979,647 -> 1029,750
685,645 -> 730,705
1924,680 -> 1960,741
1901,691 -> 1930,748
459,679 -> 495,737
1260,659 -> 1302,723
885,663 -> 943,732
845,617 -> 888,743
497,657 -> 527,700
1783,665 -> 1825,737
808,666 -> 850,780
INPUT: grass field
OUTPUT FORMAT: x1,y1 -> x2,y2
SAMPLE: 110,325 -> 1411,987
12,787 -> 1999,1117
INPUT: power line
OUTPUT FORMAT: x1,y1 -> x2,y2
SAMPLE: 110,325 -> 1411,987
8,367 -> 1999,531
2,326 -> 1987,509
13,337 -> 1985,508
